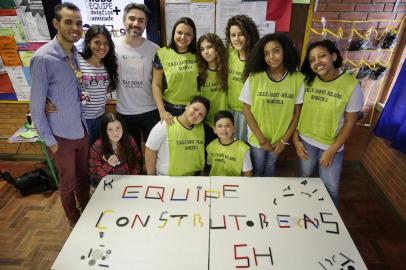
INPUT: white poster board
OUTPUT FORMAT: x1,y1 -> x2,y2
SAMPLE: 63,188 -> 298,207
52,176 -> 211,269
209,177 -> 367,269
165,0 -> 215,45
215,0 -> 275,40
52,176 -> 367,270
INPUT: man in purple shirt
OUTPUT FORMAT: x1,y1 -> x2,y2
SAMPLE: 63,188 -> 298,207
30,2 -> 89,227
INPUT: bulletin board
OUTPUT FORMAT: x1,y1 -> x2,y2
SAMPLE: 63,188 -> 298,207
51,175 -> 367,270
161,0 -> 311,59
0,0 -> 50,102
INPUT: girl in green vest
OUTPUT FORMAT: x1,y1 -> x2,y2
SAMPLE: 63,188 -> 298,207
293,39 -> 364,206
145,96 -> 210,176
225,15 -> 259,141
197,33 -> 228,146
207,110 -> 253,176
240,33 -> 304,176
152,17 -> 198,125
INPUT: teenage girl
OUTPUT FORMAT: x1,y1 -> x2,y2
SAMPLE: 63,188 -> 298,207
79,25 -> 118,145
196,33 -> 228,145
89,113 -> 142,185
45,25 -> 118,145
293,39 -> 364,206
152,17 -> 198,124
225,15 -> 259,141
240,33 -> 305,176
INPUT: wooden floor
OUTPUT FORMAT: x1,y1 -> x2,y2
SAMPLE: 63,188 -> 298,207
0,159 -> 405,270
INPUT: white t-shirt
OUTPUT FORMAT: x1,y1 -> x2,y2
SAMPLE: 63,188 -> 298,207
145,121 -> 170,175
300,84 -> 364,151
115,37 -> 160,115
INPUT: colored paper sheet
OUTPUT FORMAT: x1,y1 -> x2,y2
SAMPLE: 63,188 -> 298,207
0,0 -> 16,9
0,92 -> 17,100
0,9 -> 17,16
0,36 -> 22,66
0,15 -> 27,45
0,72 -> 14,94
18,51 -> 33,67
5,66 -> 31,100
266,0 -> 292,32
16,0 -> 50,42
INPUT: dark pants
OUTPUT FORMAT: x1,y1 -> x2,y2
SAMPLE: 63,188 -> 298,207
118,110 -> 160,172
51,134 -> 90,227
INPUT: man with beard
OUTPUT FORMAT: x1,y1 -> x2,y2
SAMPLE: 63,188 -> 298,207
115,3 -> 160,172
29,2 -> 89,228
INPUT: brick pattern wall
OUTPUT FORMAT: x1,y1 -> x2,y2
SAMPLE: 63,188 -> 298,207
362,135 -> 406,221
310,0 -> 406,126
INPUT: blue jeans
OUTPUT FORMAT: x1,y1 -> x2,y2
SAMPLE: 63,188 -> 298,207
250,146 -> 279,176
86,115 -> 103,146
299,140 -> 344,207
231,110 -> 247,142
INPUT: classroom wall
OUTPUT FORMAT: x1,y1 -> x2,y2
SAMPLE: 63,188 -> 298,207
361,30 -> 406,222
0,103 -> 116,156
362,114 -> 406,222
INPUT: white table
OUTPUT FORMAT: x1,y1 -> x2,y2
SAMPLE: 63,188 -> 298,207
52,176 -> 367,270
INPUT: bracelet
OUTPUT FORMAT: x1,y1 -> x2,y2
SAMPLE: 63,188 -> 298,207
280,139 -> 290,146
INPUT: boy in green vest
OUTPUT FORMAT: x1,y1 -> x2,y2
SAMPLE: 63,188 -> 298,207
145,96 -> 210,176
206,110 -> 252,176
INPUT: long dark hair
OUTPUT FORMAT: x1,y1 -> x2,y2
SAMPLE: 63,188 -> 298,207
81,25 -> 118,90
196,33 -> 228,90
225,15 -> 259,60
301,39 -> 343,85
167,17 -> 197,54
100,113 -> 136,170
243,33 -> 299,80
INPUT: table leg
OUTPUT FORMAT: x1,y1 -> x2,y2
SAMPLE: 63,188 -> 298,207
40,140 -> 59,187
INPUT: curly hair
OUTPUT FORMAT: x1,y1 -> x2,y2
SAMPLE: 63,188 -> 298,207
167,17 -> 197,54
81,25 -> 118,91
301,39 -> 343,85
100,113 -> 137,170
196,33 -> 228,91
243,33 -> 299,80
225,15 -> 259,59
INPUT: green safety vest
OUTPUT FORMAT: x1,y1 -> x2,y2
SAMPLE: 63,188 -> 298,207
207,139 -> 250,176
297,73 -> 359,145
158,47 -> 198,105
201,69 -> 227,127
167,117 -> 205,176
249,71 -> 304,146
227,47 -> 245,111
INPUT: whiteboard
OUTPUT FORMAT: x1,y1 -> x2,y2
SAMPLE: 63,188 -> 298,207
52,176 -> 367,270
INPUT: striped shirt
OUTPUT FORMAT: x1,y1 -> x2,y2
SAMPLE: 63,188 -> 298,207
78,54 -> 110,119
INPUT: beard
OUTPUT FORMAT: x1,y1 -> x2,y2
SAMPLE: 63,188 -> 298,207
126,26 -> 144,38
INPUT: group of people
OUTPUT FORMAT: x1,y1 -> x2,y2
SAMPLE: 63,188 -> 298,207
29,2 -> 363,227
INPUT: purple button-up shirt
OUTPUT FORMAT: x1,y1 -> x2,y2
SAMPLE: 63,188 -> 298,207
30,37 -> 87,146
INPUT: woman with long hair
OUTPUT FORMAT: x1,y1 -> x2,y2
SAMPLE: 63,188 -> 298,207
79,25 -> 118,145
240,33 -> 304,176
89,113 -> 142,186
293,39 -> 364,206
196,32 -> 228,145
225,15 -> 259,141
152,17 -> 199,124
